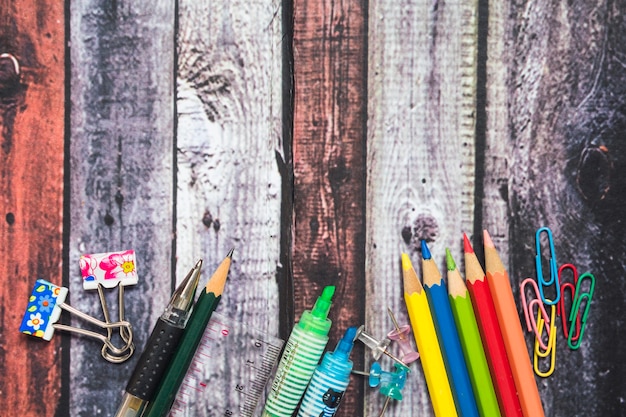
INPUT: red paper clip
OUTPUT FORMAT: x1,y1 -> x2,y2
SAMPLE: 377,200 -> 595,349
557,263 -> 582,342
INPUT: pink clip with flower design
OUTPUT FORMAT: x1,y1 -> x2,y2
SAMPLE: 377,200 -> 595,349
78,249 -> 138,362
80,249 -> 138,290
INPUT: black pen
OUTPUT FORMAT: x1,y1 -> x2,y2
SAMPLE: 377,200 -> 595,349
114,259 -> 203,417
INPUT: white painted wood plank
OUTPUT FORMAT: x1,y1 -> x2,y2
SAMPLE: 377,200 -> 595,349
366,0 -> 478,415
175,0 -> 283,341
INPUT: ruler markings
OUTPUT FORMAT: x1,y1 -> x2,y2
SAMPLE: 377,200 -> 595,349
168,311 -> 284,417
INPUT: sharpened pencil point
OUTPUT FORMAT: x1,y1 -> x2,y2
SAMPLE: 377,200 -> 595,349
204,251 -> 233,296
483,230 -> 495,249
401,253 -> 413,271
194,258 -> 203,269
227,248 -> 234,258
445,248 -> 456,271
421,240 -> 432,260
401,254 -> 423,294
463,233 -> 474,254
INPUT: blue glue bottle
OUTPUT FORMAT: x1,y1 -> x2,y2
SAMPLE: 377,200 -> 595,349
297,326 -> 358,417
262,286 -> 335,417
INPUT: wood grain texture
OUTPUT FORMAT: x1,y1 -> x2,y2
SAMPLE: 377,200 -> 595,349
478,0 -> 510,260
292,1 -> 368,415
0,1 -> 65,415
366,0 -> 478,415
497,0 -> 626,415
175,0 -> 283,408
69,1 -> 175,415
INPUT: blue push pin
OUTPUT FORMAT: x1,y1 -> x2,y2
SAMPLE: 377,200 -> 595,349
369,361 -> 409,416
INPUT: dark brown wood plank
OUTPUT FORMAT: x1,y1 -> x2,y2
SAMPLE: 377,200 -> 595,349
484,0 -> 626,414
292,0 -> 368,415
68,1 -> 175,415
0,1 -> 65,415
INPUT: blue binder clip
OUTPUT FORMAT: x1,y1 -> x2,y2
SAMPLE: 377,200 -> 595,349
19,279 -> 134,363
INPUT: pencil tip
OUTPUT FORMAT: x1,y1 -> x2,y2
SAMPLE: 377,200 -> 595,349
420,240 -> 431,260
445,248 -> 455,271
194,258 -> 203,269
483,230 -> 494,248
463,233 -> 474,254
401,253 -> 412,271
226,248 -> 235,258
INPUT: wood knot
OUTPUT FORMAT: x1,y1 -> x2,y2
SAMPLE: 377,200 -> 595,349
5,212 -> 15,225
402,214 -> 439,252
576,145 -> 612,202
103,212 -> 115,226
202,211 -> 213,228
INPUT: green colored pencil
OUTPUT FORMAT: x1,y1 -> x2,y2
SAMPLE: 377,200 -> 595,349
144,249 -> 233,417
446,248 -> 502,417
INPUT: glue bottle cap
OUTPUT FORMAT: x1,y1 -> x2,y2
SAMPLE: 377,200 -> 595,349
299,285 -> 335,336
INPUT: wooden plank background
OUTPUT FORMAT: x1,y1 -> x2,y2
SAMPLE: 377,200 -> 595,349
1,0 -> 625,416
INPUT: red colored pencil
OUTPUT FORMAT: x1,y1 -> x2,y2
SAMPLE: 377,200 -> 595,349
463,233 -> 523,417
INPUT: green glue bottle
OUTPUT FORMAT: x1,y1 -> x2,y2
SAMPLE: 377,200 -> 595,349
261,285 -> 335,417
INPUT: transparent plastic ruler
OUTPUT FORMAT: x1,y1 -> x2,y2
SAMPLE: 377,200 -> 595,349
168,312 -> 284,417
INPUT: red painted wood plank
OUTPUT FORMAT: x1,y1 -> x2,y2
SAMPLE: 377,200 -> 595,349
0,1 -> 65,415
292,1 -> 368,414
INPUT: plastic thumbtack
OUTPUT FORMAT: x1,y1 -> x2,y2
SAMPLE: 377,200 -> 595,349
356,325 -> 409,370
386,308 -> 419,364
368,362 -> 410,417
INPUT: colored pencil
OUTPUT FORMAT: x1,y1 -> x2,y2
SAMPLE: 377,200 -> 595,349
446,248 -> 502,417
463,234 -> 522,417
421,241 -> 479,417
483,230 -> 545,417
144,249 -> 234,417
402,253 -> 458,417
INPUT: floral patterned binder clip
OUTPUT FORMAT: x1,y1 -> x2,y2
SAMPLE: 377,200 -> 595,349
19,279 -> 134,363
79,249 -> 139,361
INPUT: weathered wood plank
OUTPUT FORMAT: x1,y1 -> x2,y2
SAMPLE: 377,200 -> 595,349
495,0 -> 626,415
366,0 -> 478,415
293,1 -> 367,416
175,0 -> 283,412
479,0 -> 510,260
0,1 -> 65,415
291,0 -> 368,415
69,1 -> 175,415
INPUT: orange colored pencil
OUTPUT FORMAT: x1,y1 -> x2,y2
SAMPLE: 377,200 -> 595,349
483,230 -> 545,417
464,234 -> 522,417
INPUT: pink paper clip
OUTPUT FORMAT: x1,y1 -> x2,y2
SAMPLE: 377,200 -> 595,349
520,278 -> 551,350
557,263 -> 582,342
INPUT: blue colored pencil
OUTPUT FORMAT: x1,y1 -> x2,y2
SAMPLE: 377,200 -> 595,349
421,240 -> 480,417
